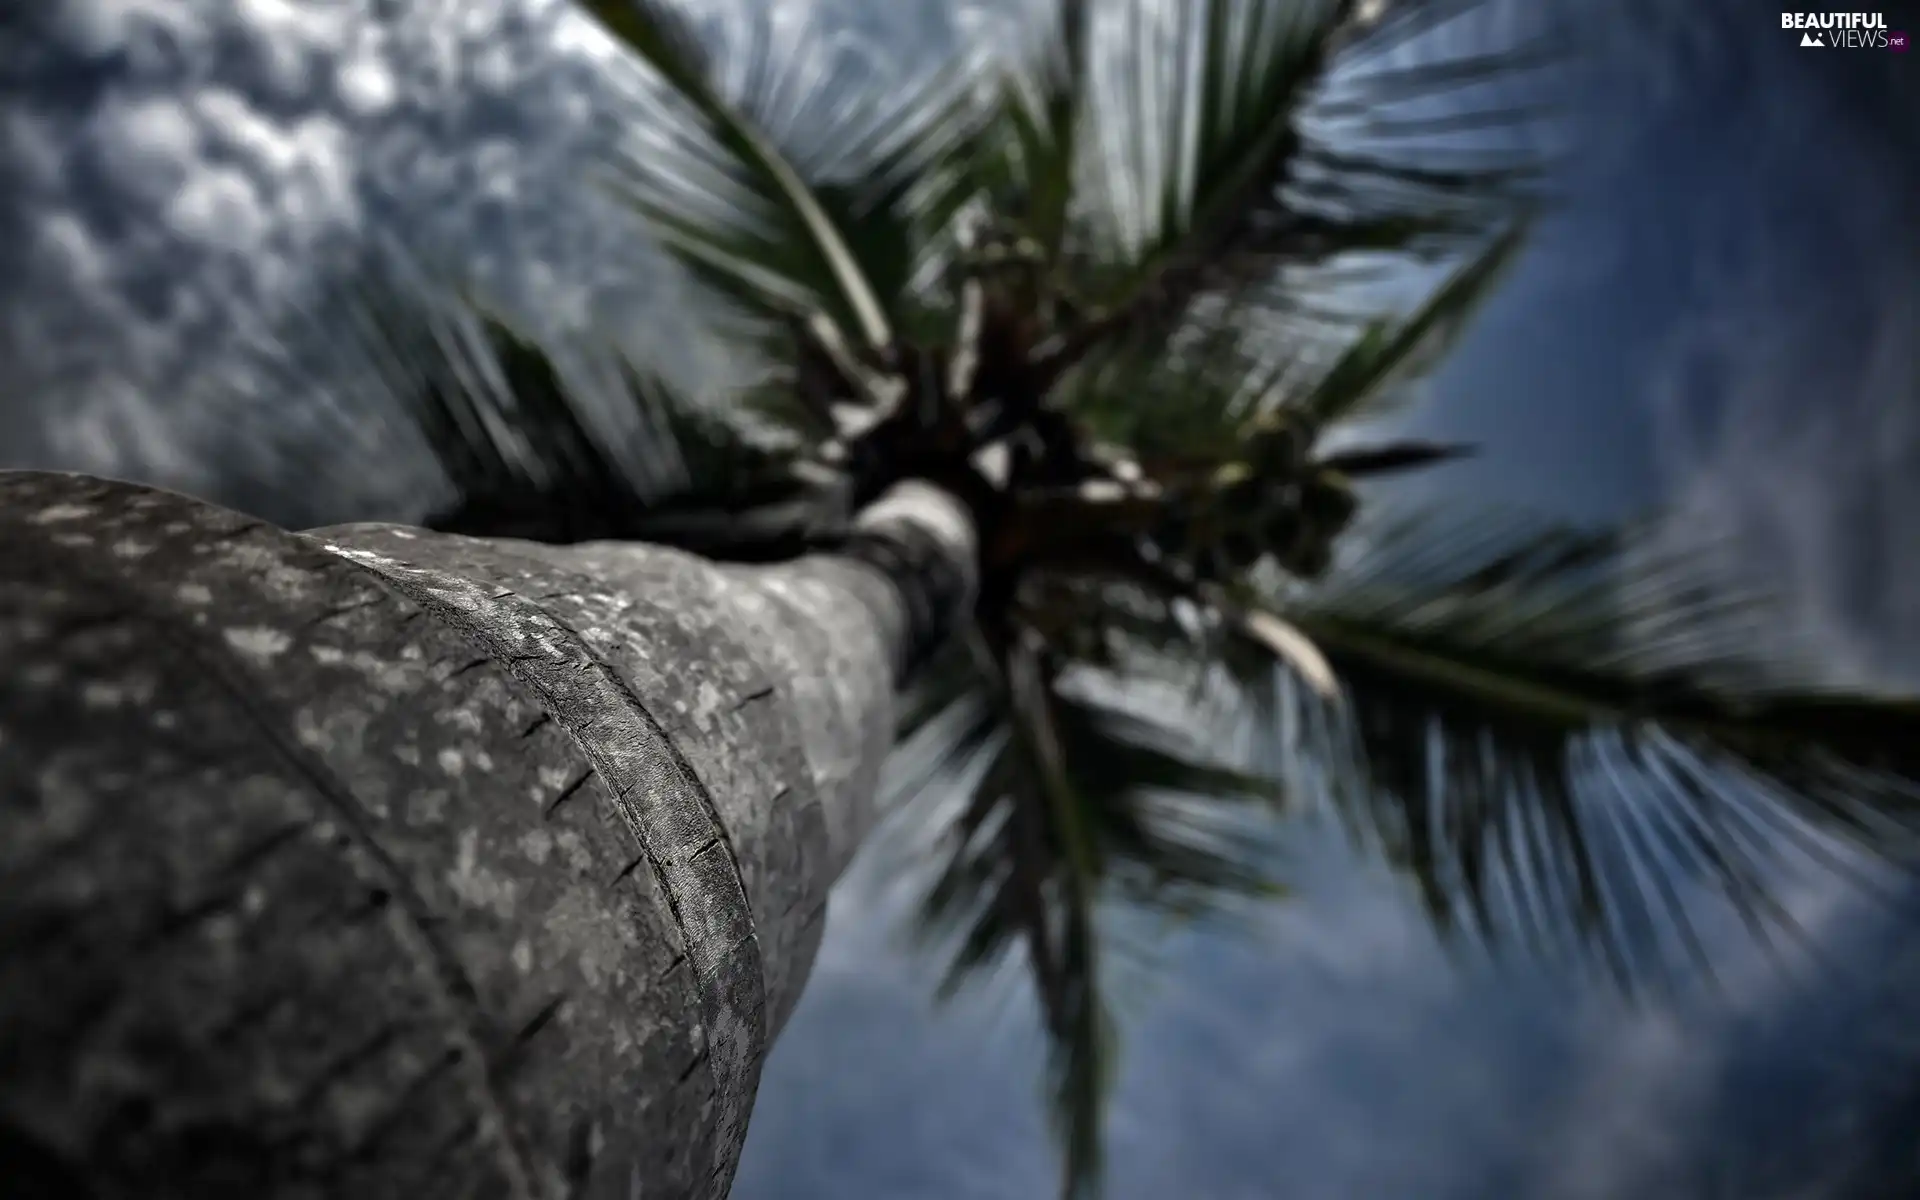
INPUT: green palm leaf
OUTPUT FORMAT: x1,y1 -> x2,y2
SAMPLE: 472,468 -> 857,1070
967,0 -> 1092,261
1054,216 -> 1525,477
1261,509 -> 1920,986
582,0 -> 897,354
415,325 -> 846,556
1291,217 -> 1529,427
892,624 -> 1285,1200
282,245 -> 848,555
1044,0 -> 1539,377
1054,300 -> 1289,460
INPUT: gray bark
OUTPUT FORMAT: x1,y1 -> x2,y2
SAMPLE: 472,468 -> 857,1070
0,470 -> 976,1200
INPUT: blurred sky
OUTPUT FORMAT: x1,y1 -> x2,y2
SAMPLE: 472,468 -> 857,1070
3,2 -> 1918,1197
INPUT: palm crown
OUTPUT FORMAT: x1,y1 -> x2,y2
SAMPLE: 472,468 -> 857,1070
322,1 -> 1920,1195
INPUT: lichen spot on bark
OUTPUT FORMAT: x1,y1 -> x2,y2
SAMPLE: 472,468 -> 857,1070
81,674 -> 156,709
28,503 -> 93,524
553,829 -> 593,874
536,766 -> 575,805
519,828 -> 555,865
450,828 -> 520,919
222,626 -> 293,664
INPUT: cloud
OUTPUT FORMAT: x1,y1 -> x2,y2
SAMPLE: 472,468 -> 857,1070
1520,870 -> 1893,1200
1,0 -> 679,517
1503,24 -> 1920,1196
1627,19 -> 1920,691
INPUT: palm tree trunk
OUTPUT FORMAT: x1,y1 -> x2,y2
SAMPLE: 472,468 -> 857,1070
0,469 -> 976,1200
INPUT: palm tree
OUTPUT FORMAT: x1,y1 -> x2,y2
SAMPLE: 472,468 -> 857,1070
5,3 -> 1918,1199
360,0 -> 1920,1194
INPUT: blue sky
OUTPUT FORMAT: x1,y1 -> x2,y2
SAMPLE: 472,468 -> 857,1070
3,2 -> 1917,1197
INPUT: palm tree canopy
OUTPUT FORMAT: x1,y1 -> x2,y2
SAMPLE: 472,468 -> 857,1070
325,2 -> 1920,1196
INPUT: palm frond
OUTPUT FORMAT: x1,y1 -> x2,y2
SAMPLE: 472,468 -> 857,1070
966,0 -> 1093,261
586,0 -> 909,357
1261,508 -> 1920,987
1225,601 -> 1342,698
1287,218 -> 1528,428
892,627 -> 1285,1200
1052,213 -> 1523,482
1051,0 -> 1539,374
285,244 -> 849,554
422,325 -> 847,555
1053,301 -> 1287,460
1314,438 -> 1475,476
